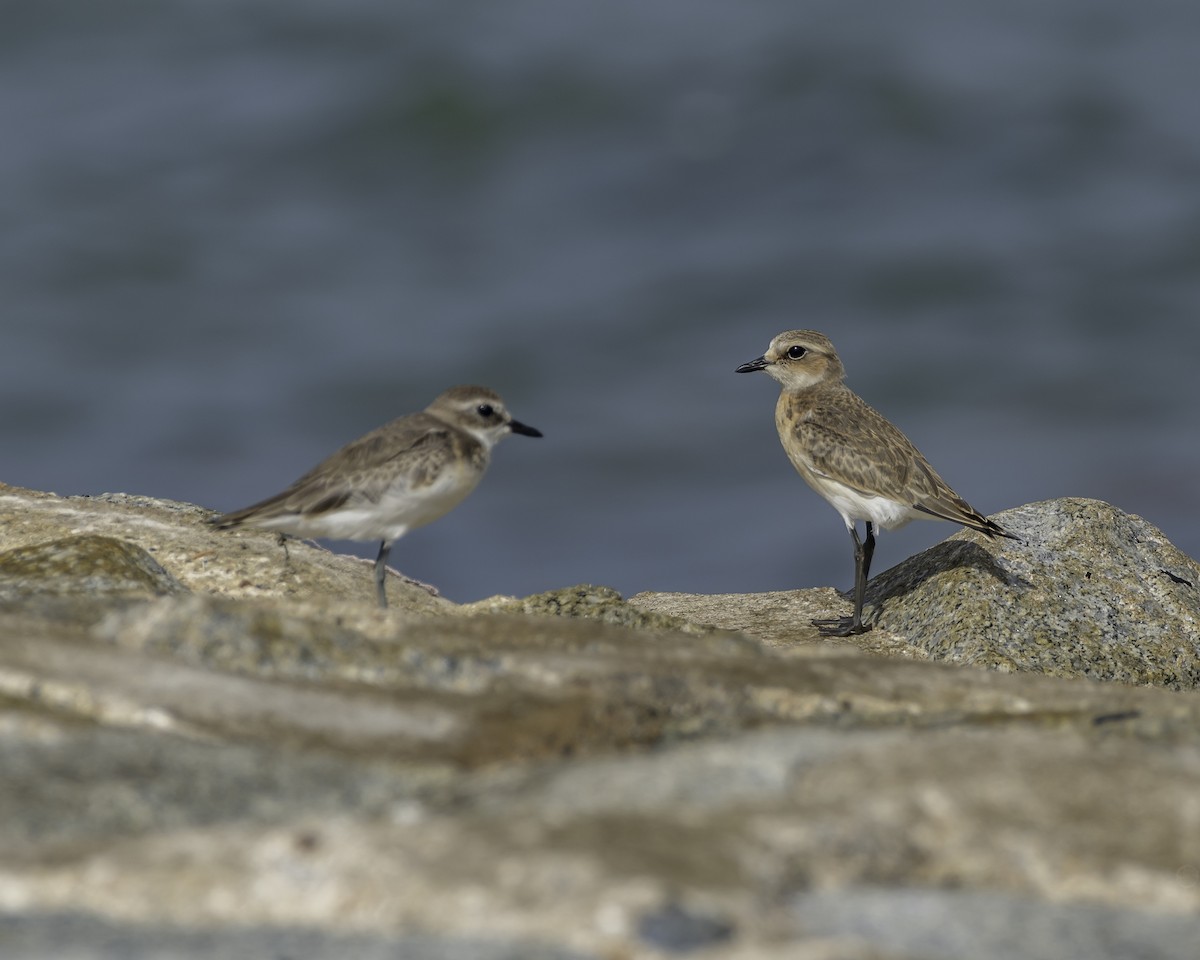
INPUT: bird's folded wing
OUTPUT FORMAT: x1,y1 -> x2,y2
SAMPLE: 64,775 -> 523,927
797,415 -> 928,502
227,422 -> 458,522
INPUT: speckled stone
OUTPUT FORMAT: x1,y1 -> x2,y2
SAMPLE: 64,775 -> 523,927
0,483 -> 450,614
468,583 -> 720,633
867,498 -> 1200,689
0,535 -> 185,600
4,484 -> 1200,959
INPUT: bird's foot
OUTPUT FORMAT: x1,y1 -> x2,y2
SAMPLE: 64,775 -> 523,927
811,616 -> 871,637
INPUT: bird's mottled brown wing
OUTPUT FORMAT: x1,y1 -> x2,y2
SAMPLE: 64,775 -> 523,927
788,389 -> 1015,539
786,390 -> 928,498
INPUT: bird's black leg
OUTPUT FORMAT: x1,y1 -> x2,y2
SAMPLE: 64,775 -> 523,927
276,533 -> 291,563
813,521 -> 876,636
853,521 -> 876,629
374,540 -> 391,609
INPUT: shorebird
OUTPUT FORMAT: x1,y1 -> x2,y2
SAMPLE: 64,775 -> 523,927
737,330 -> 1018,635
210,385 -> 541,608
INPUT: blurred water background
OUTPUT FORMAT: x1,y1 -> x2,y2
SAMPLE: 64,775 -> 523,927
4,0 -> 1200,601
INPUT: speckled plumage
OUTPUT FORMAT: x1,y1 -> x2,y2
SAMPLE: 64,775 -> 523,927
774,381 -> 1006,535
738,330 -> 1018,636
211,385 -> 541,608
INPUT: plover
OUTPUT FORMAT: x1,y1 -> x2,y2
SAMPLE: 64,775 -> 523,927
210,385 -> 541,608
736,330 -> 1018,636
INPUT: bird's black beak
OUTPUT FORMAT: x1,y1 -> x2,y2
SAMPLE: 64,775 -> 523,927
510,419 -> 543,438
735,356 -> 770,374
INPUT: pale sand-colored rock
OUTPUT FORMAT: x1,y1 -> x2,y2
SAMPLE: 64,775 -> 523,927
630,586 -> 915,656
634,498 -> 1200,689
2,484 -> 1200,959
0,484 -> 450,614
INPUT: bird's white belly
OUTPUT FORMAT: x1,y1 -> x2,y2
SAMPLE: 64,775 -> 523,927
259,465 -> 481,543
805,472 -> 919,532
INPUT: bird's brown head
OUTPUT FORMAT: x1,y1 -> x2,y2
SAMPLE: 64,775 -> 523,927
427,385 -> 542,446
735,330 -> 845,391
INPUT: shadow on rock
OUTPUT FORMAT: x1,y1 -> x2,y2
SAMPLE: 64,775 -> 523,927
865,538 -> 1032,618
868,498 -> 1200,688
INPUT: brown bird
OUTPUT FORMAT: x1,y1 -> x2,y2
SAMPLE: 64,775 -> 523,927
737,330 -> 1018,636
211,385 -> 541,608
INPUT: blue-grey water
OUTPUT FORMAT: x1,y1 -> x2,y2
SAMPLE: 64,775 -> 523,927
4,1 -> 1200,601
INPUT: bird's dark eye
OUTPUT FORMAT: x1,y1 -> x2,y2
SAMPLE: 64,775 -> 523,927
787,345 -> 807,360
477,403 -> 495,418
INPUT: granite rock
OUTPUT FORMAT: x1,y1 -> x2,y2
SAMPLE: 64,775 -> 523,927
869,498 -> 1200,688
635,498 -> 1200,689
0,485 -> 450,615
2,484 -> 1200,960
0,535 -> 185,600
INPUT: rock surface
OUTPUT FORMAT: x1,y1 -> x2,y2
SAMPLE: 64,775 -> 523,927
2,483 -> 1200,960
636,498 -> 1200,688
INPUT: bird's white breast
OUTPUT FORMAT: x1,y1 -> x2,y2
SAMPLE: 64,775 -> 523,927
799,465 -> 919,532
